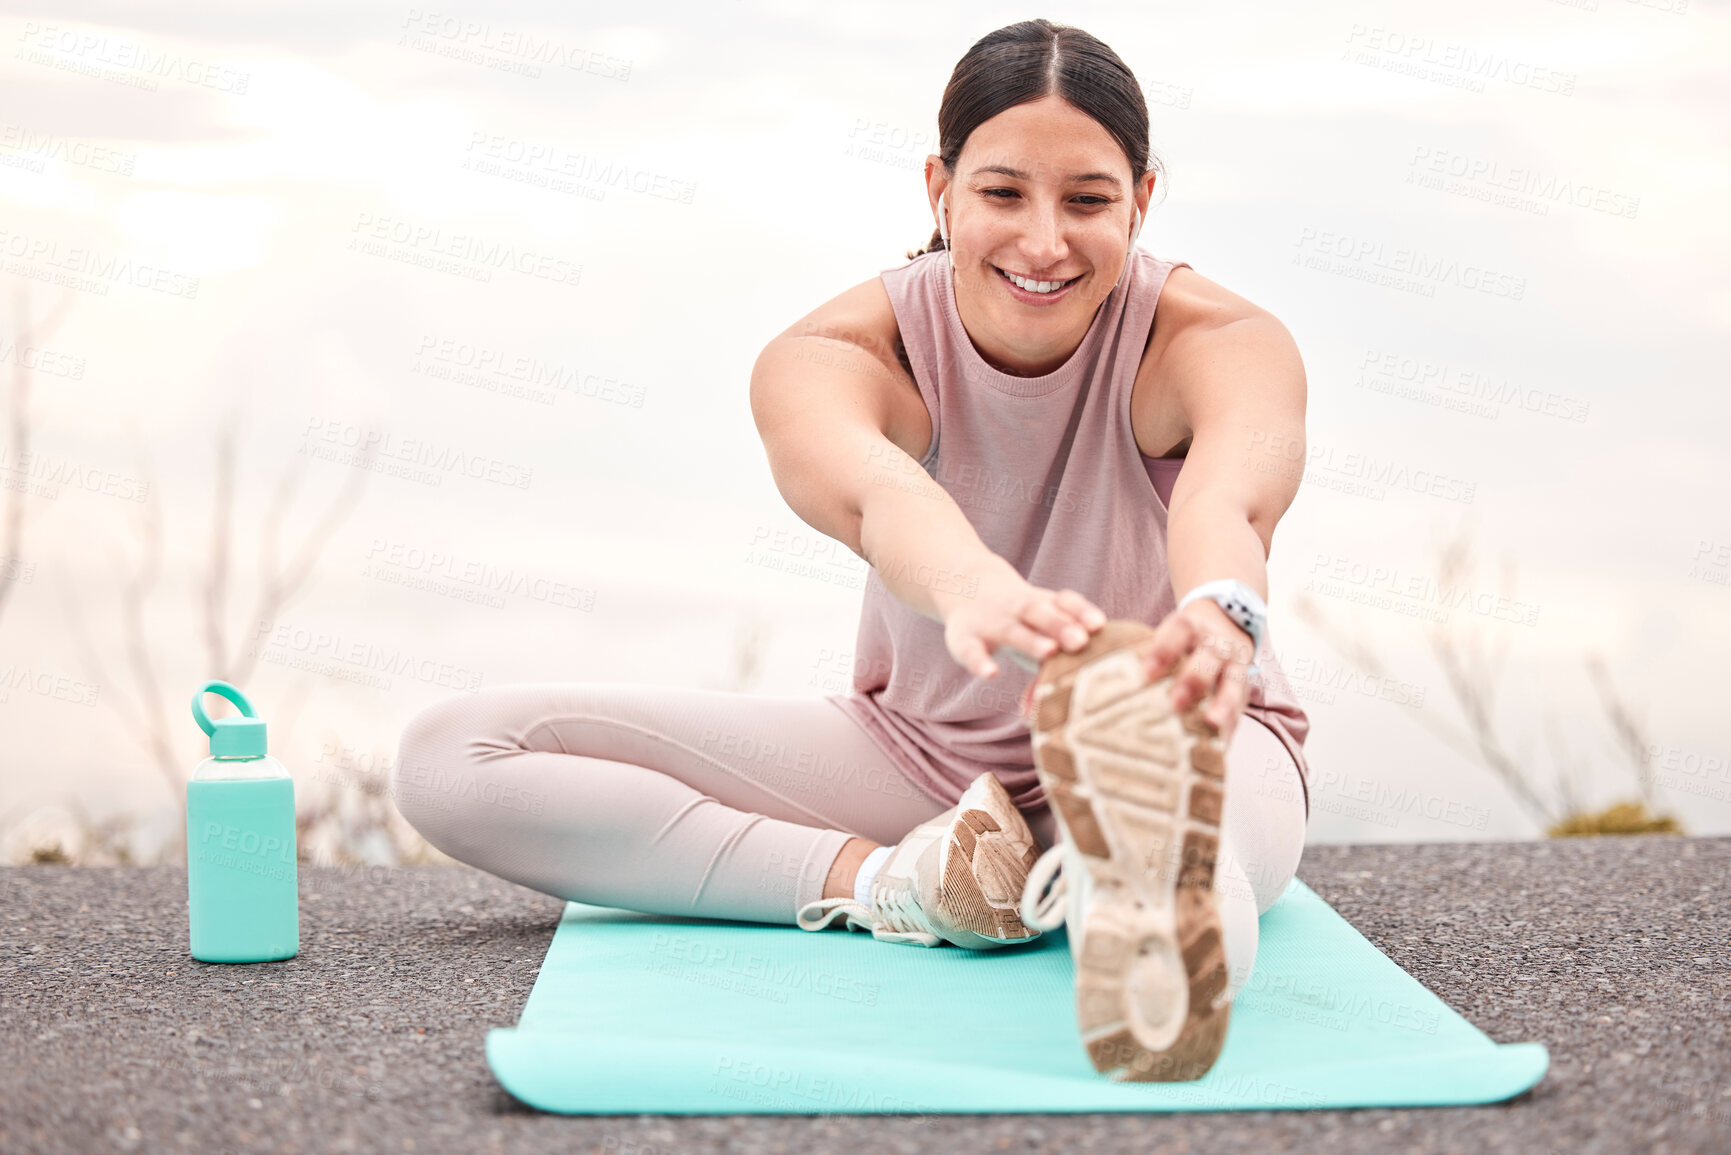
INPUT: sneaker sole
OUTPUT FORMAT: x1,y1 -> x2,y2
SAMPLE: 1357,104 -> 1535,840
928,772 -> 1044,949
1030,620 -> 1231,1082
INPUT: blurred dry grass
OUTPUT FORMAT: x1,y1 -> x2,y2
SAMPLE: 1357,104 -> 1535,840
1293,514 -> 1682,838
0,324 -> 776,868
0,284 -> 451,866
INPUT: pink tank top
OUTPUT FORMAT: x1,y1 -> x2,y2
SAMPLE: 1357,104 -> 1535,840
826,248 -> 1312,818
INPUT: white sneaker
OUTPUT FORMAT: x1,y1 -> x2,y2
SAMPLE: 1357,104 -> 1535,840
1019,619 -> 1234,1082
796,771 -> 1043,949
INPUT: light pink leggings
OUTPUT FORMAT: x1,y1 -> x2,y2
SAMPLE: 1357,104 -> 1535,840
391,684 -> 1309,945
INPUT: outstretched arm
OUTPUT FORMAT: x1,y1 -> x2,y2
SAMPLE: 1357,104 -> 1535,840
1141,309 -> 1307,747
750,280 -> 1106,681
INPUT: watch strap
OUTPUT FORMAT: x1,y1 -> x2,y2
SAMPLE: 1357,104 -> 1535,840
1176,578 -> 1267,676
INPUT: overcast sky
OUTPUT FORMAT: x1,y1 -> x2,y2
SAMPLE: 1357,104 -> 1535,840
1,0 -> 1727,855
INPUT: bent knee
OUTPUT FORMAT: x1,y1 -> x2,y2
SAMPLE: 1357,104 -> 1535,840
392,692 -> 481,854
393,688 -> 560,870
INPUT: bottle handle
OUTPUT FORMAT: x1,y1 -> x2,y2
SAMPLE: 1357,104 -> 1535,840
191,680 -> 256,738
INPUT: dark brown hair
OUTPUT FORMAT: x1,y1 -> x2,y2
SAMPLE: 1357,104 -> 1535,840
908,19 -> 1162,261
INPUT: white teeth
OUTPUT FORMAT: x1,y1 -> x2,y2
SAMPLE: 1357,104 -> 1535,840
1000,268 -> 1071,294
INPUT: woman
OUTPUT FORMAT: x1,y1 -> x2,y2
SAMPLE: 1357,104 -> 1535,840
394,18 -> 1311,1085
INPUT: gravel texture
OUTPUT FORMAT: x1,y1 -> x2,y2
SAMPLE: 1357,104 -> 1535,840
2,835 -> 1728,1154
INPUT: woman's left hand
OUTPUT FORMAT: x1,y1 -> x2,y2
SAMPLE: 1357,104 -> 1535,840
1139,598 -> 1256,748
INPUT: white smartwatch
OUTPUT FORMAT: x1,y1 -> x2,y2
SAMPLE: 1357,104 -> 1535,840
1176,579 -> 1268,678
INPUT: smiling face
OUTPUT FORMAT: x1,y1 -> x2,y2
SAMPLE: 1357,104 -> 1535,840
927,93 -> 1155,377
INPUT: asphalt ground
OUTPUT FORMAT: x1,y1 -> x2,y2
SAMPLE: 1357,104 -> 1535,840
2,834 -> 1727,1154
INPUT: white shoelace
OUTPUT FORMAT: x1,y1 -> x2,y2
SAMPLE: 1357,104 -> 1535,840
795,860 -> 944,947
1021,845 -> 1070,932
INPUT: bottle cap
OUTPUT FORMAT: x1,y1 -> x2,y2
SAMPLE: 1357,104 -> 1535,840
191,680 -> 267,759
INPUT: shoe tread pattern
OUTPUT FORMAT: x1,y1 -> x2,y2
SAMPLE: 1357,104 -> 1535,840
932,775 -> 1042,945
1029,620 -> 1232,1082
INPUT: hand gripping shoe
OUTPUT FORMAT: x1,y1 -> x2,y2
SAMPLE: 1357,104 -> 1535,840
1019,619 -> 1234,1081
796,771 -> 1043,949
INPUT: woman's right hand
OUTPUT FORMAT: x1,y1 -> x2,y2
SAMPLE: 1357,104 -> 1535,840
940,565 -> 1108,680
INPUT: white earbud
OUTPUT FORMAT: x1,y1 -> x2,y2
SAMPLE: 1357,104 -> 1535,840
936,190 -> 953,275
1116,205 -> 1144,291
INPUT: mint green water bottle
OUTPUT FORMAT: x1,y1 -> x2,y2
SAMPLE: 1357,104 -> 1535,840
186,681 -> 299,963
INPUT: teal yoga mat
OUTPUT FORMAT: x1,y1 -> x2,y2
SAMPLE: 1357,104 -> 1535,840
486,877 -> 1547,1114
